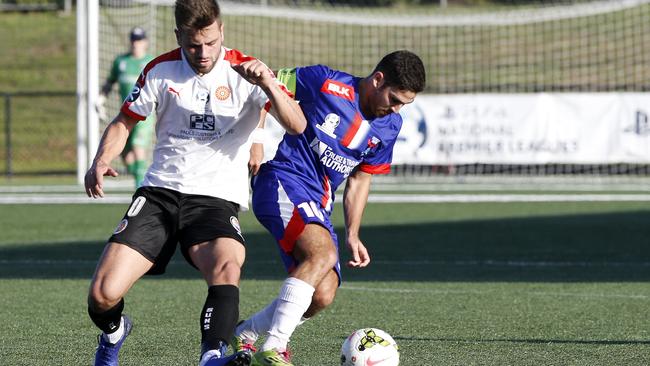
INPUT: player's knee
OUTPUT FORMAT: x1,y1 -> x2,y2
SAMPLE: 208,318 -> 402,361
88,281 -> 123,311
206,259 -> 242,285
312,287 -> 336,309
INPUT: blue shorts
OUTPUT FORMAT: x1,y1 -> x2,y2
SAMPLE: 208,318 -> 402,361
251,167 -> 342,282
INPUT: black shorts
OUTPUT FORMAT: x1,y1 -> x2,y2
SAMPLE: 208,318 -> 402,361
109,186 -> 245,275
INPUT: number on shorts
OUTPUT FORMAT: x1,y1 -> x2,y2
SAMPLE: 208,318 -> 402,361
297,201 -> 324,221
127,196 -> 146,217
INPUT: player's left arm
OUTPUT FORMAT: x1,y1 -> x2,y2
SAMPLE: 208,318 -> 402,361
343,168 -> 373,268
231,60 -> 306,135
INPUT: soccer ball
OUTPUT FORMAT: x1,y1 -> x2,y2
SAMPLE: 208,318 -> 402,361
340,328 -> 400,366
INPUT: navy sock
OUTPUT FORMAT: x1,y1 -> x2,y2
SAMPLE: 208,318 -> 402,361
88,298 -> 124,335
200,285 -> 239,354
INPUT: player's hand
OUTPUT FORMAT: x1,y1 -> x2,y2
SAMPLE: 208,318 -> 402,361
231,60 -> 275,89
248,142 -> 264,176
346,236 -> 370,268
84,159 -> 118,198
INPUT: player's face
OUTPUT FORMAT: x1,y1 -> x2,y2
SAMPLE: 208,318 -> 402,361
362,71 -> 416,118
371,85 -> 416,118
130,39 -> 148,58
176,20 -> 224,75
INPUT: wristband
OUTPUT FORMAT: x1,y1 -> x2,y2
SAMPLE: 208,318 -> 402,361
250,127 -> 268,144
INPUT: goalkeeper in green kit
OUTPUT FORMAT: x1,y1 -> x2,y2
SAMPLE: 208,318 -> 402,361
97,26 -> 155,188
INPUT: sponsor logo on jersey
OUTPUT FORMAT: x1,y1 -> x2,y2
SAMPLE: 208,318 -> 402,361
315,113 -> 340,138
310,137 -> 360,178
321,79 -> 355,101
113,219 -> 128,234
126,85 -> 141,103
215,85 -> 231,101
190,114 -> 215,130
168,86 -> 181,97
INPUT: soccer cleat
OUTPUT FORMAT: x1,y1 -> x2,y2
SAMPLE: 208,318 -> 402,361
252,349 -> 293,366
232,333 -> 257,354
93,315 -> 133,366
202,350 -> 253,366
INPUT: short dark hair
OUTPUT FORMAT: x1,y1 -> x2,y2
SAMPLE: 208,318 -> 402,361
175,0 -> 221,34
373,50 -> 426,93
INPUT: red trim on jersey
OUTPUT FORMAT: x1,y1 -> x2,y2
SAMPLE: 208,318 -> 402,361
278,207 -> 306,254
135,48 -> 182,87
320,176 -> 331,208
223,48 -> 257,65
359,163 -> 391,175
320,79 -> 355,101
341,113 -> 362,147
120,104 -> 146,121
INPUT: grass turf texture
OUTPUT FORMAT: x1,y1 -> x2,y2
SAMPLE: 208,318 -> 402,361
1,201 -> 649,365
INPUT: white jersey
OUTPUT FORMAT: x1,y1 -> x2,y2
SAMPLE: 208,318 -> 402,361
120,46 -> 269,210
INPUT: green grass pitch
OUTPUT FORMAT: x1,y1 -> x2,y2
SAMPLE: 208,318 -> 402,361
1,201 -> 650,365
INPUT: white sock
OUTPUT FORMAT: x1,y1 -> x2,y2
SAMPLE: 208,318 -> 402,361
103,316 -> 125,344
236,299 -> 279,343
261,277 -> 315,352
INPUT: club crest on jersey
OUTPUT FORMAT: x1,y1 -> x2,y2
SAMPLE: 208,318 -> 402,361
316,113 -> 340,138
321,79 -> 355,101
126,85 -> 141,103
215,86 -> 231,101
113,219 -> 128,234
361,136 -> 382,157
196,90 -> 210,103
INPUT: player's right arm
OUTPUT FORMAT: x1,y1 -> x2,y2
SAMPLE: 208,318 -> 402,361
84,112 -> 138,198
231,60 -> 306,135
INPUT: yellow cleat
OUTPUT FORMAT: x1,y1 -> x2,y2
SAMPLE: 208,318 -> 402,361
252,349 -> 293,366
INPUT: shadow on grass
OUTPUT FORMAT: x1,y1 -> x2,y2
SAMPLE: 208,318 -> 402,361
1,210 -> 649,281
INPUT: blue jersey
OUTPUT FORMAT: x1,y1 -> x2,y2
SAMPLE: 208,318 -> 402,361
267,65 -> 402,212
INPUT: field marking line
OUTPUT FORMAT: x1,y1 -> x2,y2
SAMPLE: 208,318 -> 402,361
371,259 -> 650,267
3,258 -> 650,268
3,193 -> 650,204
339,285 -> 650,300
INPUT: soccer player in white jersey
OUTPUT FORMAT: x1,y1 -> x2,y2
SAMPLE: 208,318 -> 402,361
83,1 -> 305,366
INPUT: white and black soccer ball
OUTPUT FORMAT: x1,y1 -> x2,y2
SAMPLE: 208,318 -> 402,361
340,328 -> 399,366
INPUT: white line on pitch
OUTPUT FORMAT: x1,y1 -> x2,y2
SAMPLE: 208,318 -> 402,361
339,286 -> 650,300
3,193 -> 650,204
2,259 -> 649,268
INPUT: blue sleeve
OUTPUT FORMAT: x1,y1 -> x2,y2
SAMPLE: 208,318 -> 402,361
294,64 -> 332,103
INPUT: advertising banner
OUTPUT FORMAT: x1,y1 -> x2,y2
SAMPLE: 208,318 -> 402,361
263,93 -> 650,165
394,93 -> 650,164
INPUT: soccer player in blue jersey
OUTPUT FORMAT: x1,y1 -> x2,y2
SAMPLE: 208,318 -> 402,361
233,50 -> 426,366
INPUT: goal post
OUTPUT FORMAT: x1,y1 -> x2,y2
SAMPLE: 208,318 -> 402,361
76,0 -> 100,184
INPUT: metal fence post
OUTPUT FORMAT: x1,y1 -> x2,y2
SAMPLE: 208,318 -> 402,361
4,93 -> 12,178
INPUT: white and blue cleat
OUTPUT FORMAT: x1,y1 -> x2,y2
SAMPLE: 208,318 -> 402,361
200,348 -> 252,366
93,315 -> 133,366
